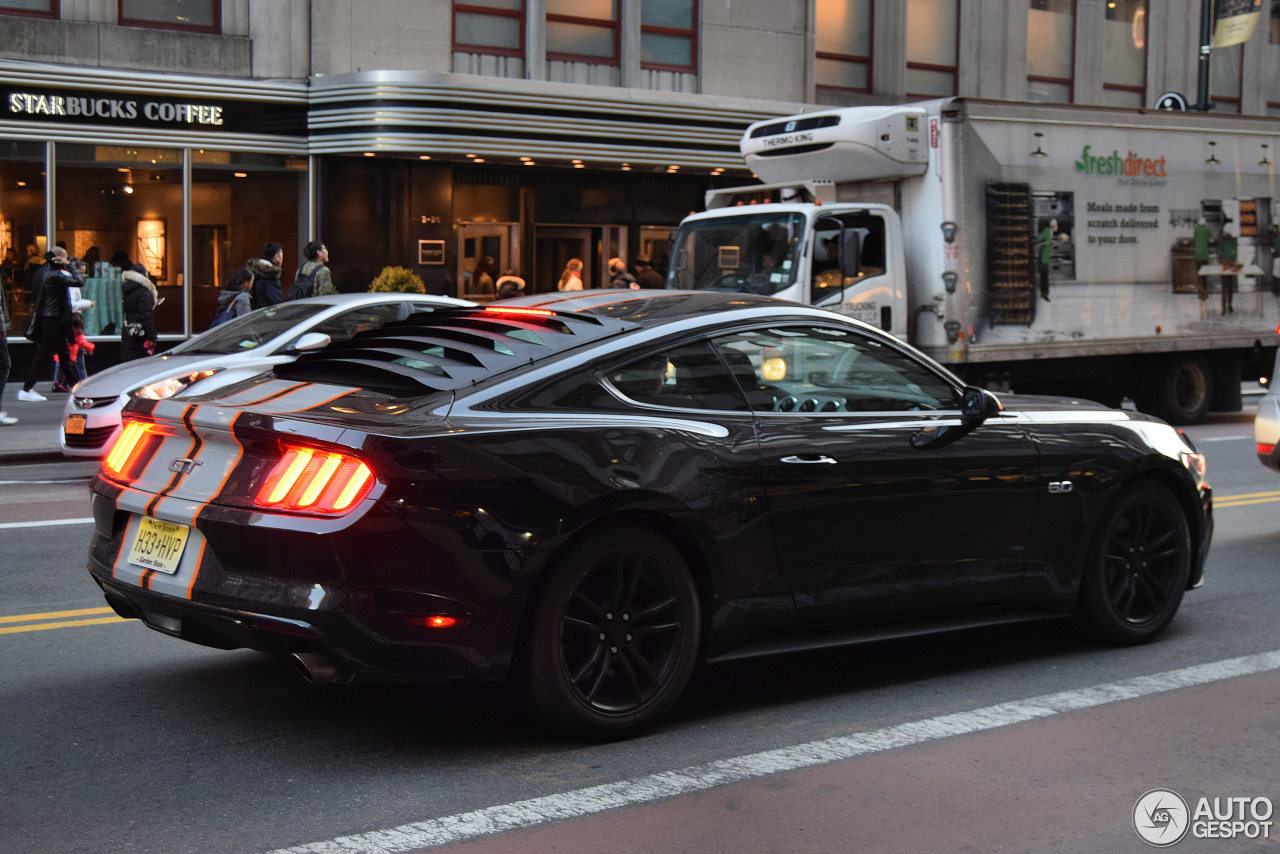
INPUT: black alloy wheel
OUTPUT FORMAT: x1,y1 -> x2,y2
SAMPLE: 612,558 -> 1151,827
1076,482 -> 1192,645
522,527 -> 701,740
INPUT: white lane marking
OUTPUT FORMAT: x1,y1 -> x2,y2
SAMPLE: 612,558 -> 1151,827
0,518 -> 94,530
1196,436 -> 1249,442
264,649 -> 1280,854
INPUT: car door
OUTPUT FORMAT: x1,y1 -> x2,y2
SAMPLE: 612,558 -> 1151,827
710,324 -> 1044,624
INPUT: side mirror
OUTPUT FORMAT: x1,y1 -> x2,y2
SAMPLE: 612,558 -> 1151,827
961,386 -> 1002,425
290,331 -> 332,353
840,229 -> 861,279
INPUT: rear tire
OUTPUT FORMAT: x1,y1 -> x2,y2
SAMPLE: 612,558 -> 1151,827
1138,354 -> 1213,424
1075,483 -> 1191,645
521,527 -> 701,740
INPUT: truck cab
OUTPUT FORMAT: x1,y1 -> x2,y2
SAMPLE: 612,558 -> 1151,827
666,185 -> 909,339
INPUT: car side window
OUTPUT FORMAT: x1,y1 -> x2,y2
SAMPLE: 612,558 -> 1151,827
711,326 -> 960,413
606,340 -> 750,411
308,303 -> 411,343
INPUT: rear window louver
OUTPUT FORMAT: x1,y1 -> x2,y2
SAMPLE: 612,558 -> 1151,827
273,307 -> 635,396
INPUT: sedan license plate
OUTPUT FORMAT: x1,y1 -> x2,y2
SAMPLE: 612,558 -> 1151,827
127,517 -> 190,575
65,414 -> 86,435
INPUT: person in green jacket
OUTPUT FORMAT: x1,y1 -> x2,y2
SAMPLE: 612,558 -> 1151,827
1035,218 -> 1057,302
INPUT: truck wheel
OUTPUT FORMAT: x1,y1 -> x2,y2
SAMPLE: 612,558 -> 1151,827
1075,482 -> 1191,645
1139,354 -> 1212,424
520,527 -> 701,740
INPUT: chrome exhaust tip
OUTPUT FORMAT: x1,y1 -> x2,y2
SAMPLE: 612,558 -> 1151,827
290,651 -> 341,684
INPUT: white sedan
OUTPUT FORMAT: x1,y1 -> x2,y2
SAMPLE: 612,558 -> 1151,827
61,292 -> 471,458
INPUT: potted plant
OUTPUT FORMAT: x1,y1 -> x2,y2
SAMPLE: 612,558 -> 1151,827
369,266 -> 426,294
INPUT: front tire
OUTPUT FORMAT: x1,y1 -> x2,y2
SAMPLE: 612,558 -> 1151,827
1076,483 -> 1192,644
521,527 -> 701,740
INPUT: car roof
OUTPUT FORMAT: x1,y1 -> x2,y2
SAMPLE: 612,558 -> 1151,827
273,290 -> 806,396
494,288 -> 789,327
286,292 -> 473,308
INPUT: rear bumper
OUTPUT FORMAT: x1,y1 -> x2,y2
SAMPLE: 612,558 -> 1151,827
90,570 -> 508,684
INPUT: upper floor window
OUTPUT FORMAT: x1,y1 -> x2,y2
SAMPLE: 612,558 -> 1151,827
119,0 -> 219,33
1102,0 -> 1147,107
453,0 -> 524,57
546,0 -> 618,64
1210,45 -> 1243,113
0,1 -> 57,17
816,0 -> 873,96
906,0 -> 958,99
1027,0 -> 1074,102
1268,1 -> 1280,114
642,0 -> 697,73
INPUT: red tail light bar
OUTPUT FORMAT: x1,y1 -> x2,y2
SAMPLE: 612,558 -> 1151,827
103,420 -> 171,482
482,306 -> 556,318
255,445 -> 375,513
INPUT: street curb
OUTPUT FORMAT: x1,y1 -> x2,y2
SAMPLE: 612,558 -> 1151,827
0,451 -> 74,465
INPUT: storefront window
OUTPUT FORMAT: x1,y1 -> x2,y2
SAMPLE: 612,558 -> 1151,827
453,0 -> 523,57
906,0 -> 958,98
1027,0 -> 1074,103
1102,0 -> 1146,107
191,150 -> 306,329
119,0 -> 219,32
54,143 -> 184,336
546,0 -> 618,63
0,140 -> 47,336
641,0 -> 697,73
816,0 -> 872,97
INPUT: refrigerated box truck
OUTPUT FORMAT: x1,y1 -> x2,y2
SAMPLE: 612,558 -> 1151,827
664,98 -> 1280,423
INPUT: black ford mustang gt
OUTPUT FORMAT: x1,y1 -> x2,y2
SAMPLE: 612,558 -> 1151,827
87,290 -> 1212,738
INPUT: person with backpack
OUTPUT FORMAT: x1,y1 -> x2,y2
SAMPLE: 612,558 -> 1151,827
289,240 -> 334,300
249,242 -> 285,308
210,267 -> 254,328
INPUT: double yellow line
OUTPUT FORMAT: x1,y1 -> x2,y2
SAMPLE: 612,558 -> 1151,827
0,607 -> 123,635
1214,489 -> 1280,509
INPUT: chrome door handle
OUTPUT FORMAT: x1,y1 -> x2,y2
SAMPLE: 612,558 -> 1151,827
780,455 -> 838,464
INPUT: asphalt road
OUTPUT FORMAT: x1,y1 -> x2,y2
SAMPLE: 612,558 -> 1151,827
1,413 -> 1277,854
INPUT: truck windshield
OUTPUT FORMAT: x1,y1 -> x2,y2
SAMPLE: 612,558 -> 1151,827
667,212 -> 805,296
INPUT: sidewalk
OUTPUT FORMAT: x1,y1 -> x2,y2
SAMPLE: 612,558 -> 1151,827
0,384 -> 76,464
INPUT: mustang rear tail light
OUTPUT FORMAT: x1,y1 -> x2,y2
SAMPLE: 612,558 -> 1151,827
255,445 -> 375,513
103,420 -> 170,482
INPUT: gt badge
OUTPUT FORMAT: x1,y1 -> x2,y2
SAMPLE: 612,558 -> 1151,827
168,457 -> 204,475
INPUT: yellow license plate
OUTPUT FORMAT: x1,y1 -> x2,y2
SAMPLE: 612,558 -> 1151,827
65,414 -> 86,435
127,517 -> 190,575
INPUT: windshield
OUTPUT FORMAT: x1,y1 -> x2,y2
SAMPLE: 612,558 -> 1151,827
667,212 -> 805,296
171,304 -> 329,355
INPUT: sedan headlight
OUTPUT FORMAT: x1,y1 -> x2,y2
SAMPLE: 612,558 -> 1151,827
132,369 -> 222,401
1177,428 -> 1207,486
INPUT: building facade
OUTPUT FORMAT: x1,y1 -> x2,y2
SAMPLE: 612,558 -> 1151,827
0,0 -> 1277,350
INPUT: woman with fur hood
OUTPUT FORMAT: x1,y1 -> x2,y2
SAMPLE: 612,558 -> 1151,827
120,263 -> 158,361
249,242 -> 285,309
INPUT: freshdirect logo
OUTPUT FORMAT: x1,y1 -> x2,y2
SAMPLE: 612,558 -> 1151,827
1075,144 -> 1168,178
